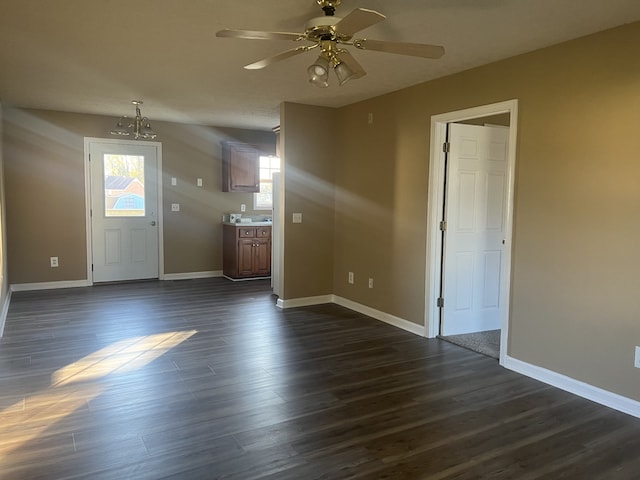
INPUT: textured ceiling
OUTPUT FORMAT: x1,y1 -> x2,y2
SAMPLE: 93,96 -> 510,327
1,0 -> 639,130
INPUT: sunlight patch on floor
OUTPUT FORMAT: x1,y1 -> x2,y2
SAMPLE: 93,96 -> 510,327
0,330 -> 197,461
52,330 -> 197,386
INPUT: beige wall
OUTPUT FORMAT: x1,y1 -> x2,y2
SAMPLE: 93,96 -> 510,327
284,23 -> 640,400
2,109 -> 275,283
281,103 -> 336,299
333,97 -> 429,320
282,22 -> 640,401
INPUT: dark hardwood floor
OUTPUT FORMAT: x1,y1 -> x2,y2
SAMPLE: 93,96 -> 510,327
1,278 -> 639,479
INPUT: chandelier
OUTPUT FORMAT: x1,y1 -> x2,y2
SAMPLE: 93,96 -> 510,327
110,100 -> 157,140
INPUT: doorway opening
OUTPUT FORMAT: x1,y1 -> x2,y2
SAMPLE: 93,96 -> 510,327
424,100 -> 518,365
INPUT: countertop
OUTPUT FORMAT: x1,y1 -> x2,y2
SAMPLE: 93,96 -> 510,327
223,222 -> 273,227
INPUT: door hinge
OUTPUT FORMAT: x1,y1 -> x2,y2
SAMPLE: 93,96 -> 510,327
439,221 -> 447,231
91,264 -> 94,272
437,297 -> 445,308
443,142 -> 450,153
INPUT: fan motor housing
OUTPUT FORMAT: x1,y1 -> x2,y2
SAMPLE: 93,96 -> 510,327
305,16 -> 352,42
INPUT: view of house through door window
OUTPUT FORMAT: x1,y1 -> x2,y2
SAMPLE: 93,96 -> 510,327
254,155 -> 280,210
104,154 -> 145,217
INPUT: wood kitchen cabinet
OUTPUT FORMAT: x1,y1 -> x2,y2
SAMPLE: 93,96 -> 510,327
221,142 -> 260,192
223,224 -> 271,279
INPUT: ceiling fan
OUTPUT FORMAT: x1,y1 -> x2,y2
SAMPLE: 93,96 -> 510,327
216,0 -> 445,87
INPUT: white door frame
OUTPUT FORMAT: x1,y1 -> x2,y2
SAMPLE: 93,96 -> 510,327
271,172 -> 283,298
83,137 -> 164,285
424,100 -> 518,366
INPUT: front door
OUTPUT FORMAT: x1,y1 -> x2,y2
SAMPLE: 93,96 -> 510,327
89,141 -> 160,283
441,123 -> 509,335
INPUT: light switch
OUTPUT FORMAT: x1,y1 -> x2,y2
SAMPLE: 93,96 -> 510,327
292,213 -> 302,223
240,204 -> 246,212
171,203 -> 180,212
171,177 -> 177,186
197,178 -> 203,187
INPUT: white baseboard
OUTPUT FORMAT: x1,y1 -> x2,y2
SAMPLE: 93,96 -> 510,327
0,289 -> 11,337
503,355 -> 640,419
333,296 -> 426,337
11,280 -> 91,292
11,272 -> 223,288
276,294 -> 334,309
163,271 -> 222,281
277,293 -> 425,337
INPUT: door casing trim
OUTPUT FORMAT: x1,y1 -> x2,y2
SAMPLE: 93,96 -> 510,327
424,100 -> 518,366
83,137 -> 164,285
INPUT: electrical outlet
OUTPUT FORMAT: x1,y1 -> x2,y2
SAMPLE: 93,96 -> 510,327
197,178 -> 203,187
292,213 -> 302,223
348,272 -> 354,284
241,204 -> 246,212
368,278 -> 374,288
50,256 -> 59,268
635,346 -> 640,368
171,203 -> 180,212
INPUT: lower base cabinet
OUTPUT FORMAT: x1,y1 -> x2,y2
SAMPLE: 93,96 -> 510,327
223,224 -> 271,279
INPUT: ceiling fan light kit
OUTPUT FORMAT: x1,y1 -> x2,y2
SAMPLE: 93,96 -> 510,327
110,100 -> 157,140
334,61 -> 357,86
308,55 -> 330,87
216,0 -> 445,88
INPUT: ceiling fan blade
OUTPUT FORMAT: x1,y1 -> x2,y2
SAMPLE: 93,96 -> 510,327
216,29 -> 303,42
244,46 -> 311,70
337,49 -> 367,79
334,8 -> 385,37
354,38 -> 445,59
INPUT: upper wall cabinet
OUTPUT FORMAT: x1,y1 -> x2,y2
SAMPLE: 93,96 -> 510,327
222,142 -> 260,192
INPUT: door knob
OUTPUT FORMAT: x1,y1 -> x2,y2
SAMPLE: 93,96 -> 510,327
151,221 -> 156,226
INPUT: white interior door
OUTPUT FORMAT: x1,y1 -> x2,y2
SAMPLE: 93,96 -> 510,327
89,141 -> 160,283
441,124 -> 509,335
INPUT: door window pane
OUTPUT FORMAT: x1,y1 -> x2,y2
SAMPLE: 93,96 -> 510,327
104,154 -> 145,217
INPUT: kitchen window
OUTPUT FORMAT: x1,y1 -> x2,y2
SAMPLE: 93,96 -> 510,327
254,155 -> 280,210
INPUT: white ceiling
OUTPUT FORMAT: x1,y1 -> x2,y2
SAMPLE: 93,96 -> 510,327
1,0 -> 639,131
